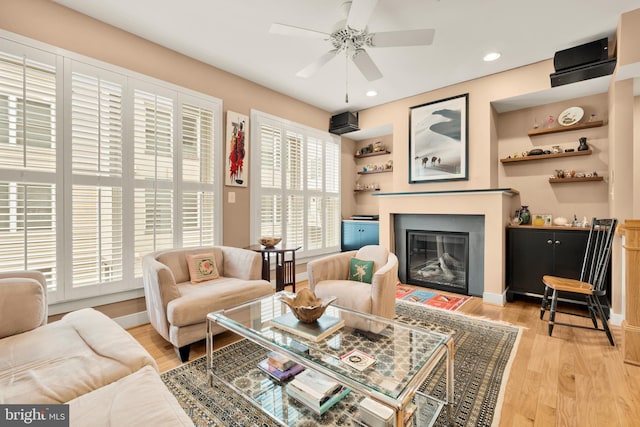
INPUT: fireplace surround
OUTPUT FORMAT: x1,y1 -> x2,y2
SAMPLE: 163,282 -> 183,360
374,188 -> 517,305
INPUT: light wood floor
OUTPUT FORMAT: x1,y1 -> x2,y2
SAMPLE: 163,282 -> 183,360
127,282 -> 640,427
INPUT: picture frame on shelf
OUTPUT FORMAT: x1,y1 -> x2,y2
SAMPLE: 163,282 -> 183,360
543,214 -> 553,226
409,93 -> 469,183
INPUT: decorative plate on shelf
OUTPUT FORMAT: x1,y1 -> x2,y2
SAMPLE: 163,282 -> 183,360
558,107 -> 584,126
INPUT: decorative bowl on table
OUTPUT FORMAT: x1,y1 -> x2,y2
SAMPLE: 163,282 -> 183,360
278,288 -> 336,323
259,236 -> 281,248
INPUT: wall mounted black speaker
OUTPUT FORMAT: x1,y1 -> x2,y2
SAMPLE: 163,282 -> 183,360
329,112 -> 359,135
553,38 -> 609,72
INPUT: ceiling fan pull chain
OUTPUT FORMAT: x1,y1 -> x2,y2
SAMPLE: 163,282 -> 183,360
345,53 -> 349,103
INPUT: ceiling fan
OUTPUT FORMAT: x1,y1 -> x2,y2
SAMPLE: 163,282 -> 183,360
269,0 -> 435,84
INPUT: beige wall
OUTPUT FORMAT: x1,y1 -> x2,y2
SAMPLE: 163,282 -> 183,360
0,0 -> 332,249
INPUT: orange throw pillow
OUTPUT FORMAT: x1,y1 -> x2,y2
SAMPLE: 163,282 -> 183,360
186,252 -> 220,283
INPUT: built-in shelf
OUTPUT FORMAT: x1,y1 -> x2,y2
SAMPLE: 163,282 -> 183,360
527,120 -> 604,137
500,149 -> 592,164
549,176 -> 604,183
354,188 -> 381,193
357,168 -> 393,175
354,150 -> 391,159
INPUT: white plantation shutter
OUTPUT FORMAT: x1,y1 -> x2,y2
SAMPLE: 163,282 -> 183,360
0,45 -> 58,291
181,101 -> 216,247
69,66 -> 124,293
133,87 -> 175,276
251,111 -> 340,258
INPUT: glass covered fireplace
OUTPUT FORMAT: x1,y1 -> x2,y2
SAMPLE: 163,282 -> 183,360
406,230 -> 469,294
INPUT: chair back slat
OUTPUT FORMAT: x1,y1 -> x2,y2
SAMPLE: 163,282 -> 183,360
580,218 -> 617,291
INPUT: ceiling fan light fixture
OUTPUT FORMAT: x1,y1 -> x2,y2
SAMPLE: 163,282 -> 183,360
366,90 -> 378,97
483,52 -> 501,62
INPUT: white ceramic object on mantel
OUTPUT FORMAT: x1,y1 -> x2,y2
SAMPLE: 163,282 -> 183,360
553,217 -> 568,226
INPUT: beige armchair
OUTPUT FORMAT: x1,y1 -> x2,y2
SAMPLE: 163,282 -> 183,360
307,245 -> 399,324
142,246 -> 273,361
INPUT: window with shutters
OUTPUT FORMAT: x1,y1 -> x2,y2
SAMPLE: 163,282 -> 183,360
0,36 -> 222,303
251,111 -> 341,259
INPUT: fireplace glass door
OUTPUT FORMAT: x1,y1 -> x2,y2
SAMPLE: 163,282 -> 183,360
407,230 -> 469,294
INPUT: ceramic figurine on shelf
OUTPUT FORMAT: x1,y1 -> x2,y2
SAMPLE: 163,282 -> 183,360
545,115 -> 555,128
571,214 -> 579,227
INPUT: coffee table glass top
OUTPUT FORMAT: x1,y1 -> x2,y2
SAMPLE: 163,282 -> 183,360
208,292 -> 449,402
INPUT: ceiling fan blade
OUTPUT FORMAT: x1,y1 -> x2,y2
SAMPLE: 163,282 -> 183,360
346,0 -> 378,31
296,50 -> 338,78
269,23 -> 329,40
370,29 -> 435,47
352,49 -> 383,81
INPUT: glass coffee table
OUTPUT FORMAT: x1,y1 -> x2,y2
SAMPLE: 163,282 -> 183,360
206,292 -> 454,426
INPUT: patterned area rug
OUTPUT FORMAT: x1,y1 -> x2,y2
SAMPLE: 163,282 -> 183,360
162,301 -> 521,427
396,284 -> 470,311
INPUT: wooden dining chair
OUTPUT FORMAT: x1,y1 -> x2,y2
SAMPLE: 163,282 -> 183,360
539,218 -> 617,345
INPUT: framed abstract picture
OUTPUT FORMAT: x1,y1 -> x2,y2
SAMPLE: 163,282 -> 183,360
409,93 -> 469,183
225,111 -> 248,187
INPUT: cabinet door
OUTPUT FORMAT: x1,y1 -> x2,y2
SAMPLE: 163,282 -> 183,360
359,222 -> 379,247
552,230 -> 588,279
341,222 -> 360,251
508,228 -> 554,295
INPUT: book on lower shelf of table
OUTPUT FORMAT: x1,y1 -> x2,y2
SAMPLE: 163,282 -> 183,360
269,312 -> 345,342
257,358 -> 305,382
286,370 -> 350,415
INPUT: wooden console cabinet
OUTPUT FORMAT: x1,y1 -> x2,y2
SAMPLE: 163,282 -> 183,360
506,226 -> 611,312
619,219 -> 640,366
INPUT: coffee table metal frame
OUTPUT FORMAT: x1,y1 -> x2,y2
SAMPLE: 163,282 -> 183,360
206,292 -> 454,426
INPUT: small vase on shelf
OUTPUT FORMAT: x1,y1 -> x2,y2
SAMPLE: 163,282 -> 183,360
518,206 -> 531,225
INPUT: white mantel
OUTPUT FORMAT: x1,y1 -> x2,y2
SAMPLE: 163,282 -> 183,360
373,188 -> 518,305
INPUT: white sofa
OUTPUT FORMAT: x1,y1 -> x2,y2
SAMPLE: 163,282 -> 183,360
142,246 -> 273,361
0,271 -> 193,426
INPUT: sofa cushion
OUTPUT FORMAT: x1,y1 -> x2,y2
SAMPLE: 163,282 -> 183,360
186,252 -> 220,283
0,308 -> 156,404
355,245 -> 389,272
167,278 -> 272,327
313,279 -> 373,314
67,365 -> 193,426
0,279 -> 46,339
349,257 -> 374,284
157,247 -> 225,284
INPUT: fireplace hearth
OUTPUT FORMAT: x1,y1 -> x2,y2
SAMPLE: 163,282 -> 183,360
407,230 -> 469,294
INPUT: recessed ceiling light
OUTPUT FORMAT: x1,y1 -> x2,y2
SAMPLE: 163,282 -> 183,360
483,52 -> 501,62
366,90 -> 378,97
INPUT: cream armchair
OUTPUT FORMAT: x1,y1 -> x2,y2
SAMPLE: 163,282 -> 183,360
307,245 -> 399,323
142,246 -> 273,362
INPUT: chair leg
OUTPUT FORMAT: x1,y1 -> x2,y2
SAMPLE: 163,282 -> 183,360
175,344 -> 191,362
548,289 -> 558,336
540,285 -> 550,320
593,297 -> 615,346
587,295 -> 599,329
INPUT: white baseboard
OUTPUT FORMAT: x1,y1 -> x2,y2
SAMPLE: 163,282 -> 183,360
483,290 -> 506,306
609,312 -> 624,327
114,311 -> 149,329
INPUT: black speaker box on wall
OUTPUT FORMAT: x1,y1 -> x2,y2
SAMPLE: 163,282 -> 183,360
329,111 -> 359,135
553,38 -> 609,72
550,58 -> 617,87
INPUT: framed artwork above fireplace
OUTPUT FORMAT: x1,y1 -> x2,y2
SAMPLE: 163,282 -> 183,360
409,93 -> 469,183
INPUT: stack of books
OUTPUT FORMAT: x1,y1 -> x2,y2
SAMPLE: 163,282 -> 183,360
286,370 -> 350,415
257,351 -> 305,382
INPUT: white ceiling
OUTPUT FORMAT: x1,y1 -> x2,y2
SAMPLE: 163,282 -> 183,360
52,0 -> 640,114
